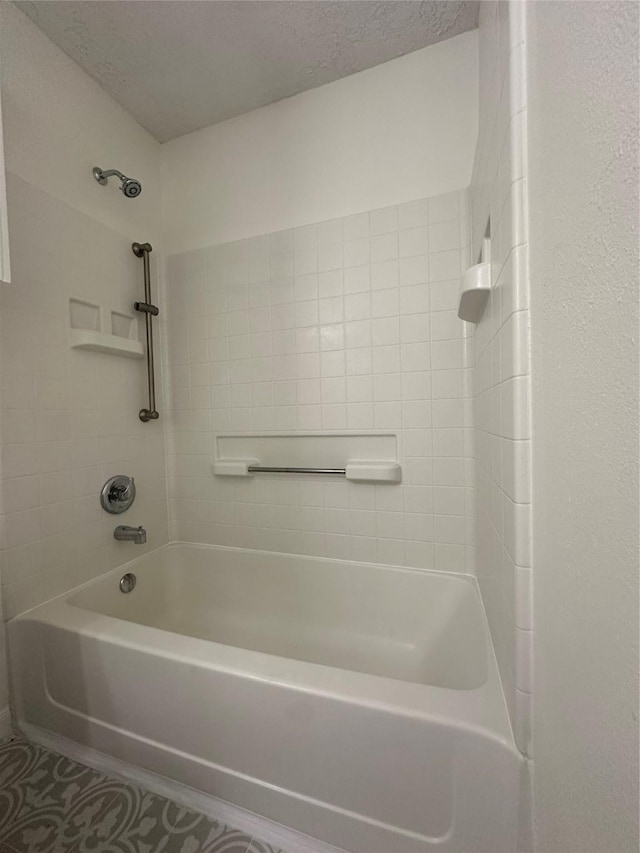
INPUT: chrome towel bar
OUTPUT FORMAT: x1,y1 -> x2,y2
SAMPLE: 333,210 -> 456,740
247,465 -> 346,476
213,459 -> 402,482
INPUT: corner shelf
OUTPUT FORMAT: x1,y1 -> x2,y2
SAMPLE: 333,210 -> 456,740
458,261 -> 491,323
69,328 -> 144,359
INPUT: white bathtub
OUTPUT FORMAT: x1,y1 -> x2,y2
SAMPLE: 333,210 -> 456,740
8,543 -> 522,852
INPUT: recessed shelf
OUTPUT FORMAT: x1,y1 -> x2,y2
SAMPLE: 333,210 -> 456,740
111,310 -> 136,339
212,434 -> 402,484
69,298 -> 101,331
69,297 -> 143,358
70,328 -> 144,359
212,459 -> 401,483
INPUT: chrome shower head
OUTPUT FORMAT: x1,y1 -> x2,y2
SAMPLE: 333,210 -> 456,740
121,176 -> 142,198
93,166 -> 142,198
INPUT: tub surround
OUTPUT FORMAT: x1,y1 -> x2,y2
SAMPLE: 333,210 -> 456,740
164,189 -> 475,575
0,2 -> 168,738
470,0 -> 533,755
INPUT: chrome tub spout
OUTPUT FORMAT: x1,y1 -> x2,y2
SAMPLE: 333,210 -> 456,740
114,525 -> 147,545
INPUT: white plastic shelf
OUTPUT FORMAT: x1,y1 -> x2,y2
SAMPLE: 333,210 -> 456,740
212,434 -> 402,484
212,459 -> 401,483
458,261 -> 491,323
70,329 -> 144,359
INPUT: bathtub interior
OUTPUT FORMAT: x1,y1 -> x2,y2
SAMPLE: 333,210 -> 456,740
67,544 -> 488,690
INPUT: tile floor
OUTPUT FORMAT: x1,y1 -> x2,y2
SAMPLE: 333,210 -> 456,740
0,735 -> 286,853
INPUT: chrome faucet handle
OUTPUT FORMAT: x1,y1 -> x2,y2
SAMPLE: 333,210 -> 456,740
113,479 -> 133,500
101,475 -> 136,514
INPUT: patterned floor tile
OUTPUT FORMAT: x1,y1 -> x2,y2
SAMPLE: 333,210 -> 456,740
74,784 -> 252,853
0,737 -> 119,853
246,841 -> 286,853
0,737 -> 290,853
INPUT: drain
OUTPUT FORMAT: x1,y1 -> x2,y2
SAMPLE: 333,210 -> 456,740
119,572 -> 136,593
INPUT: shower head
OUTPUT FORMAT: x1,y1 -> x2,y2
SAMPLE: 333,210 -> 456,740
92,166 -> 142,198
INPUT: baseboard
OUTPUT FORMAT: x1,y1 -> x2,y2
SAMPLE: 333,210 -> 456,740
19,723 -> 346,853
0,706 -> 12,739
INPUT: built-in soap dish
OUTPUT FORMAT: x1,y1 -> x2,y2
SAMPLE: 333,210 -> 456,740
111,310 -> 136,339
69,299 -> 143,359
458,262 -> 491,323
70,299 -> 101,331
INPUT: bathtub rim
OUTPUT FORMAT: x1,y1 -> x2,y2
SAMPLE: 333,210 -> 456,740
8,540 -> 517,752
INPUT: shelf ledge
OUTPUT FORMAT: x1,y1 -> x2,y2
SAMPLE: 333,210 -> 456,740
70,329 -> 144,359
213,459 -> 401,483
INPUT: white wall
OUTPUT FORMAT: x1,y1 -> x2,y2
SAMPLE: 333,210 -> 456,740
1,4 -> 159,240
162,32 -> 478,254
0,5 -> 168,625
470,0 -> 533,756
526,2 -> 639,851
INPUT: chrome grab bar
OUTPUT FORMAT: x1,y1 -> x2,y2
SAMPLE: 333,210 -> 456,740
132,242 -> 159,422
247,466 -> 346,476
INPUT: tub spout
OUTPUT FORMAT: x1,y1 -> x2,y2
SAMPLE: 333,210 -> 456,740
114,525 -> 146,544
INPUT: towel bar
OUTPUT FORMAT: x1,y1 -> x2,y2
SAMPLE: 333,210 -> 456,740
247,466 -> 346,476
213,460 -> 402,483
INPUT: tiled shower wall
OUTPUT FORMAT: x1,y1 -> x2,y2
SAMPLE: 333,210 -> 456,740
470,0 -> 533,754
0,176 -> 169,620
164,190 -> 475,573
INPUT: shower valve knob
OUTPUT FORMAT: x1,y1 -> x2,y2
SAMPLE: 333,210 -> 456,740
101,475 -> 136,514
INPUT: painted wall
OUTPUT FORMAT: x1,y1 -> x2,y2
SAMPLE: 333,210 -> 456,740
161,32 -> 478,254
164,191 -> 475,571
470,1 -> 533,756
0,3 -> 168,632
526,2 -> 639,851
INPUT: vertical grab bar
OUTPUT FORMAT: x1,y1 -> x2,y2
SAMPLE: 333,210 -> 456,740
132,242 -> 159,422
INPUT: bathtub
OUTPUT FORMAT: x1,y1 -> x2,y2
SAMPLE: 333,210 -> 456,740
8,543 -> 522,852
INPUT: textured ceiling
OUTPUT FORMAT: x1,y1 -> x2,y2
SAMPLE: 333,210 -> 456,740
15,0 -> 479,142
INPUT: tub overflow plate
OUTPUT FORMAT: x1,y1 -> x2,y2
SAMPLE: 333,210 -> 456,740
119,573 -> 136,593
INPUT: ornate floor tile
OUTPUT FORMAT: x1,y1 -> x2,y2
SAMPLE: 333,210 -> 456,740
73,784 -> 252,853
246,841 -> 285,853
0,737 -> 117,853
0,737 -> 290,853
